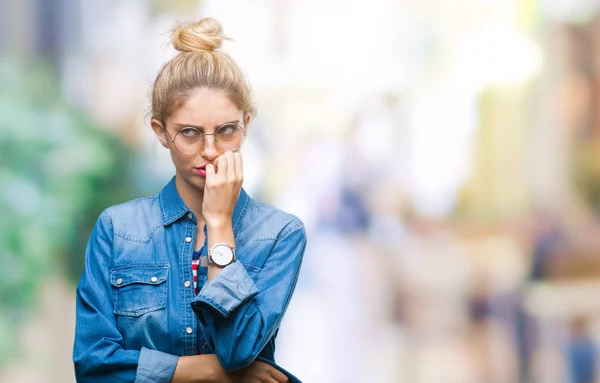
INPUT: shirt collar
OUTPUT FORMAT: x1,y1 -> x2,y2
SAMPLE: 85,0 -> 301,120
159,176 -> 249,229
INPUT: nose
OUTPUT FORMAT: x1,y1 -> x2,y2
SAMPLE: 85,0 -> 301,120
201,135 -> 219,160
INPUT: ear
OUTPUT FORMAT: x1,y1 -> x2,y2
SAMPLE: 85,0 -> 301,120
151,118 -> 170,149
243,112 -> 252,129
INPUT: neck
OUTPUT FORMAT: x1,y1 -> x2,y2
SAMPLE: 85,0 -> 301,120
175,172 -> 205,223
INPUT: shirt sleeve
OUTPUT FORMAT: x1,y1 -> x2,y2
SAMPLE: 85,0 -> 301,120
73,210 -> 179,383
191,219 -> 307,371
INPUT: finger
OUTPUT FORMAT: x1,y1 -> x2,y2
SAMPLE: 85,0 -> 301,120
225,151 -> 236,181
216,154 -> 228,178
234,152 -> 243,183
267,367 -> 288,383
205,164 -> 216,185
246,373 -> 277,383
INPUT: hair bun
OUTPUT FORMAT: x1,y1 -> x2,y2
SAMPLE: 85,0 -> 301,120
172,17 -> 229,53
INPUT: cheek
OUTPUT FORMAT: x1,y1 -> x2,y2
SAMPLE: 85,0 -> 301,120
168,149 -> 192,169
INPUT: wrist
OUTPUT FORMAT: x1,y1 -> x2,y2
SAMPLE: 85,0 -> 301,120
206,224 -> 236,280
205,216 -> 232,231
208,265 -> 221,280
206,221 -> 235,248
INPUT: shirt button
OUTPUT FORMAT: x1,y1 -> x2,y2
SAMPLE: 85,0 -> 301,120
187,213 -> 193,220
185,237 -> 192,243
116,278 -> 123,285
151,277 -> 158,283
202,343 -> 207,349
186,327 -> 193,334
184,280 -> 191,288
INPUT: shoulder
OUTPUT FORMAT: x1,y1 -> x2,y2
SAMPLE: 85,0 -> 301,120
241,196 -> 306,241
99,194 -> 162,242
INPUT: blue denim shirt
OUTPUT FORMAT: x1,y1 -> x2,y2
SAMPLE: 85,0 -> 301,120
73,177 -> 306,382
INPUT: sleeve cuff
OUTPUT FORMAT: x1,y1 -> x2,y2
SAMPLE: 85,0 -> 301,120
192,261 -> 259,318
135,347 -> 179,383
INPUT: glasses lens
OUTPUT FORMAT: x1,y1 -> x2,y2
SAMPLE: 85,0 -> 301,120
215,124 -> 244,151
174,127 -> 204,154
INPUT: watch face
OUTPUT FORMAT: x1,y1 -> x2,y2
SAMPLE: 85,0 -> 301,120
211,244 -> 234,266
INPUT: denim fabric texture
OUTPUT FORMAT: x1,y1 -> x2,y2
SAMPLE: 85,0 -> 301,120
73,177 -> 306,383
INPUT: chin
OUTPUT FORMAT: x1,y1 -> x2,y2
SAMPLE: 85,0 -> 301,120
190,176 -> 206,190
179,171 -> 206,191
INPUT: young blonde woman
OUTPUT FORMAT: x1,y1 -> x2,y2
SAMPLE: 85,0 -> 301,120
73,17 -> 306,383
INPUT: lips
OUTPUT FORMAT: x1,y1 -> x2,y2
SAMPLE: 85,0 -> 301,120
195,165 -> 207,177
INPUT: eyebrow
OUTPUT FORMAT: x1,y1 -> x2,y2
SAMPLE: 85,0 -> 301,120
172,120 -> 239,130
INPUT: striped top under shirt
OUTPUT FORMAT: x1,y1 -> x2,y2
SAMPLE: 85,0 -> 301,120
192,247 -> 207,295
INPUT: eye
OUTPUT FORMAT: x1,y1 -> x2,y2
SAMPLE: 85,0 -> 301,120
217,124 -> 237,137
181,128 -> 202,138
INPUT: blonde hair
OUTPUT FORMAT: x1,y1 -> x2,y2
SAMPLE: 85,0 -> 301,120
151,17 -> 256,124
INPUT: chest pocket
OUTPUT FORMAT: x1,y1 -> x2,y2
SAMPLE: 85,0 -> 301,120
110,265 -> 169,317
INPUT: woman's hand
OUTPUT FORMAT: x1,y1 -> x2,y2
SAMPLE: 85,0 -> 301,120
229,361 -> 289,383
202,151 -> 243,229
171,355 -> 288,383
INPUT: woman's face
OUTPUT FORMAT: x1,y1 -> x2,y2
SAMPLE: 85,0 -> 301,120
152,87 -> 249,191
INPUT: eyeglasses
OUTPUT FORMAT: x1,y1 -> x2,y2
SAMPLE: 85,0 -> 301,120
164,122 -> 246,155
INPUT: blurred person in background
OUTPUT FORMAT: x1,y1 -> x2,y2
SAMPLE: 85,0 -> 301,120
73,17 -> 306,383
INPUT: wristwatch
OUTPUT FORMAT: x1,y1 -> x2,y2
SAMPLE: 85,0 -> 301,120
207,243 -> 236,268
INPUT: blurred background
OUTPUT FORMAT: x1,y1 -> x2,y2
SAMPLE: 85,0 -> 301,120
3,0 -> 600,382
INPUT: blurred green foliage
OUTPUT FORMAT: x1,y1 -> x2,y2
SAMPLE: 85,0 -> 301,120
0,59 -> 138,366
574,141 -> 600,215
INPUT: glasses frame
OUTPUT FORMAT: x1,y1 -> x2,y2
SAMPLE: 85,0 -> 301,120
163,121 -> 247,155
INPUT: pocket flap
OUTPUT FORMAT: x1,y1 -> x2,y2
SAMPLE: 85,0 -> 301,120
110,265 -> 169,287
